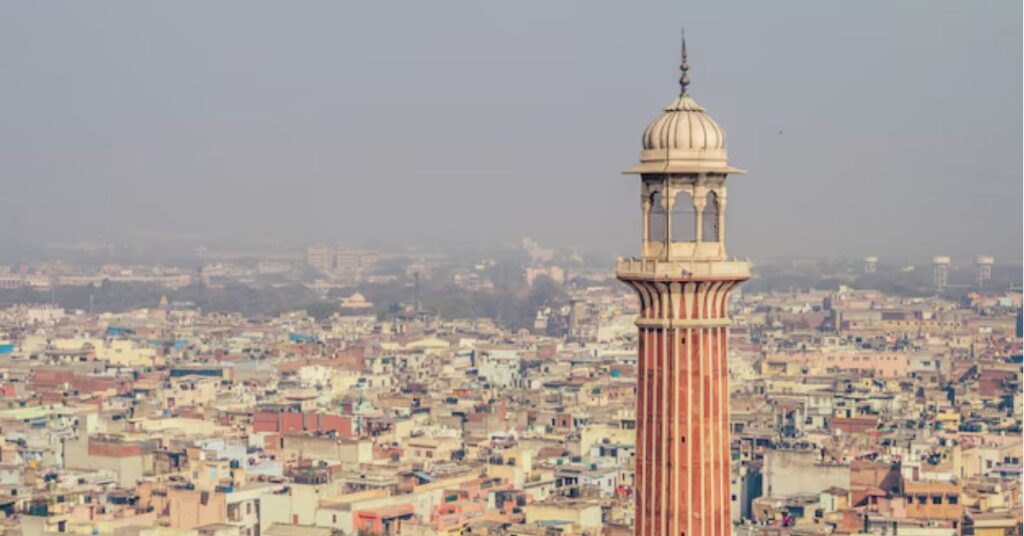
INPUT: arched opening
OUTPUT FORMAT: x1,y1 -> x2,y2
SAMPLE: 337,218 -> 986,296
703,190 -> 720,242
648,191 -> 666,243
671,191 -> 695,242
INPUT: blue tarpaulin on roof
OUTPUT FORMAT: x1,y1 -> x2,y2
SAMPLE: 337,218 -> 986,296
106,326 -> 132,337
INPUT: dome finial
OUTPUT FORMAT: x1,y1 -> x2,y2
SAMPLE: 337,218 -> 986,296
679,27 -> 690,96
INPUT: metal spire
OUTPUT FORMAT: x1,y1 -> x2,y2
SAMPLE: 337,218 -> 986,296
679,28 -> 690,96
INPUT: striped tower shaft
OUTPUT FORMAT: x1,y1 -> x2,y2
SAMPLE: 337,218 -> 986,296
622,277 -> 746,536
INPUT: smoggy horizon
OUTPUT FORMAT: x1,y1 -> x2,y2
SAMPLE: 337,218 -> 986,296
1,1 -> 1021,262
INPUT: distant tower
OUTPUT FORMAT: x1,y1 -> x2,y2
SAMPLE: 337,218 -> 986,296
413,272 -> 422,311
975,255 -> 994,287
863,256 -> 878,274
932,256 -> 951,291
617,32 -> 748,536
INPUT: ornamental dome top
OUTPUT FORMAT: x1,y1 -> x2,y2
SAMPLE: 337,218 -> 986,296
625,31 -> 744,175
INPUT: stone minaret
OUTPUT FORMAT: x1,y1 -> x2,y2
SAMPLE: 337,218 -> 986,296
617,31 -> 749,536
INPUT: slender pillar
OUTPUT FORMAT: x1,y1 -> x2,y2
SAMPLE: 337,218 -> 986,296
717,196 -> 727,245
642,196 -> 652,244
663,185 -> 674,259
694,194 -> 706,244
620,274 -> 746,536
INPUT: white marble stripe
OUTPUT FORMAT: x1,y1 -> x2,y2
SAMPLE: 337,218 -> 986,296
685,324 -> 693,536
670,281 -> 680,536
708,281 -> 722,535
663,280 -> 671,536
638,282 -> 647,536
631,281 -> 647,536
696,283 -> 706,536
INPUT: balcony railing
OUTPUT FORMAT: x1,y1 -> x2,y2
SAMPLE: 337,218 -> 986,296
616,257 -> 750,280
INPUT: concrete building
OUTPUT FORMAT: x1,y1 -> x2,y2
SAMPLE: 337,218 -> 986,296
616,34 -> 749,536
863,256 -> 878,274
976,255 -> 995,287
523,499 -> 602,531
933,256 -> 951,291
306,244 -> 334,274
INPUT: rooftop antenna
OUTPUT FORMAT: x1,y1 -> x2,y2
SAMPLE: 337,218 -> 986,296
679,27 -> 690,96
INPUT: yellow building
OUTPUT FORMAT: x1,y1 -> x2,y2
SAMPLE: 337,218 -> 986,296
971,514 -> 1020,536
523,499 -> 602,532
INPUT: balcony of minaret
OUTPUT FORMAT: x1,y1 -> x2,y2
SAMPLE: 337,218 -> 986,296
639,174 -> 731,261
617,173 -> 750,282
616,256 -> 750,281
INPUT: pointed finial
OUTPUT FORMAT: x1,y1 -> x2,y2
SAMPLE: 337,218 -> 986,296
679,27 -> 690,96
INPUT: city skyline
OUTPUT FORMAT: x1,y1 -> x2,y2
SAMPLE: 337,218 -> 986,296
0,4 -> 1019,533
1,1 -> 1021,261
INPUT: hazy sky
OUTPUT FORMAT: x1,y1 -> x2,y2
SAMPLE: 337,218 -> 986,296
1,1 -> 1020,263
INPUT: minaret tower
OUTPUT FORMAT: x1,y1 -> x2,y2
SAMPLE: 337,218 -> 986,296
617,32 -> 749,536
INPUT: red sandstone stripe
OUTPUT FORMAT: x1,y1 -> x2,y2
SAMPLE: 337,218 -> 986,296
636,324 -> 645,536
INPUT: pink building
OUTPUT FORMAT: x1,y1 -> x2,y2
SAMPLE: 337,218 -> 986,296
765,352 -> 909,379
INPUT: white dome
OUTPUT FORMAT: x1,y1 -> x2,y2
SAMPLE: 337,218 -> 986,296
643,94 -> 725,154
624,34 -> 743,175
632,93 -> 734,174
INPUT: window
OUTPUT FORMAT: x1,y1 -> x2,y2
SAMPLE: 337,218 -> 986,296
931,496 -> 941,505
948,495 -> 958,504
671,191 -> 695,242
703,191 -> 719,242
649,191 -> 666,243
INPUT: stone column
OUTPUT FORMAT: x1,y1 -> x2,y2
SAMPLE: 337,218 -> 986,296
641,194 -> 652,252
717,193 -> 727,245
693,188 -> 707,244
663,183 -> 675,260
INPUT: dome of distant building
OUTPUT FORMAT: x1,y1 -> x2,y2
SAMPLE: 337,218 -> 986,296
340,292 -> 373,311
